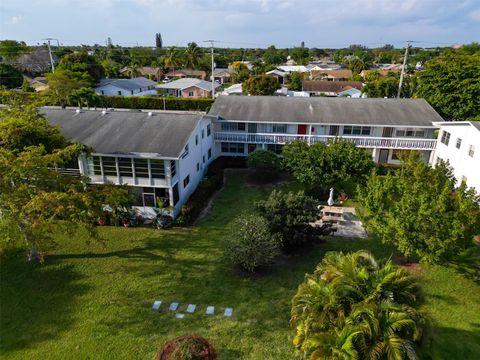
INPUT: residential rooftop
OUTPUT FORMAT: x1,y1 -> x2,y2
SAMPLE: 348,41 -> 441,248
208,96 -> 443,127
42,108 -> 202,158
158,78 -> 221,91
96,77 -> 157,91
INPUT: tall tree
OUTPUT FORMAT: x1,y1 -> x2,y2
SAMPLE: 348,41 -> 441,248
155,33 -> 163,49
0,63 -> 23,89
57,52 -> 105,83
415,45 -> 480,120
230,61 -> 250,83
46,69 -> 90,107
164,47 -> 182,76
282,139 -> 375,194
357,151 -> 480,263
0,40 -> 27,61
287,72 -> 305,91
242,74 -> 280,95
184,42 -> 202,69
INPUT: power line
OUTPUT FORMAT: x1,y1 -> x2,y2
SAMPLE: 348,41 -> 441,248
203,40 -> 219,99
42,38 -> 58,72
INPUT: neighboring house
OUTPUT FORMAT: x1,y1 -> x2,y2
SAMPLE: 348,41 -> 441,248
213,68 -> 233,84
277,65 -> 310,73
431,121 -> 480,193
337,88 -> 364,98
157,78 -> 221,98
208,96 -> 441,164
43,108 -> 215,218
25,76 -> 49,92
266,69 -> 288,84
274,87 -> 310,97
119,66 -> 163,81
302,81 -> 364,97
311,69 -> 353,81
95,77 -> 157,96
360,69 -> 401,78
165,69 -> 207,80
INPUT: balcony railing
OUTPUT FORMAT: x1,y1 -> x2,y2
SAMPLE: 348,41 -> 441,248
214,132 -> 437,150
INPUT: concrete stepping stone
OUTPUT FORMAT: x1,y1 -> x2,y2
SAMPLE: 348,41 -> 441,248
224,308 -> 233,317
186,304 -> 196,313
175,313 -> 185,319
206,306 -> 215,315
169,302 -> 179,311
152,300 -> 162,310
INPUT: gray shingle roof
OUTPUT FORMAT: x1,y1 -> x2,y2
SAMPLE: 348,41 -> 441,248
96,77 -> 157,91
158,78 -> 220,91
42,108 -> 201,158
208,96 -> 443,127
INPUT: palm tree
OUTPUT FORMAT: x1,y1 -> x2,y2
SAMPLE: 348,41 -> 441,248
164,47 -> 182,77
291,251 -> 425,360
184,42 -> 203,69
126,62 -> 140,78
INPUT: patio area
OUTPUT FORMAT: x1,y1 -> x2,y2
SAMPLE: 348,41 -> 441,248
315,206 -> 368,239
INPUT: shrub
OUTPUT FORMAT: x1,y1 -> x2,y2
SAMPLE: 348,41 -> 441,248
255,190 -> 327,251
224,214 -> 281,272
247,149 -> 281,182
156,335 -> 217,360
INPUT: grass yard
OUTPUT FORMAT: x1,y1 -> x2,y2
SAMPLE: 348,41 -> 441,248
1,173 -> 480,359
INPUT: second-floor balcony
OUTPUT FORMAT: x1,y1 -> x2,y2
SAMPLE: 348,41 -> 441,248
214,132 -> 437,150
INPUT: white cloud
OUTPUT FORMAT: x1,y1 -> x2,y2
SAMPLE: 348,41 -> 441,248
469,8 -> 480,21
10,15 -> 22,24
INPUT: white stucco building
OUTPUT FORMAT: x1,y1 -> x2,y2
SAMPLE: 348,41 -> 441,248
431,121 -> 480,193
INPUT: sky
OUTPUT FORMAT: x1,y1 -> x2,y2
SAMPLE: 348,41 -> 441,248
1,0 -> 479,48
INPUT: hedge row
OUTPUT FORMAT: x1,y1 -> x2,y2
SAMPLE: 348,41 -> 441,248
0,90 -> 214,112
175,157 -> 246,226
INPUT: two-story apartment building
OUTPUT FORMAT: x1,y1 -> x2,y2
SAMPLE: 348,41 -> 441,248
431,121 -> 480,193
208,96 -> 442,164
43,108 -> 215,218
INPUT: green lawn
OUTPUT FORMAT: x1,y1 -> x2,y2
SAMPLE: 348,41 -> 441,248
1,174 -> 479,359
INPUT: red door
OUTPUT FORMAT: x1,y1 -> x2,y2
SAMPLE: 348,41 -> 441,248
297,124 -> 307,135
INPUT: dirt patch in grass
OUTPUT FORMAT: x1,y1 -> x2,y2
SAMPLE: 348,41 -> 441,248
394,255 -> 424,273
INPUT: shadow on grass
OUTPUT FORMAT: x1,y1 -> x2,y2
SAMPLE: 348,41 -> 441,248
423,326 -> 480,360
0,253 -> 89,354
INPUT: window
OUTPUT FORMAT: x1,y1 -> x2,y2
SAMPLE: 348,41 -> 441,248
131,90 -> 134,95
343,126 -> 371,135
182,144 -> 189,158
207,124 -> 211,136
134,158 -> 149,178
170,160 -> 176,177
188,91 -> 194,97
456,138 -> 462,149
102,156 -> 117,176
150,159 -> 165,179
196,162 -> 200,172
208,148 -> 212,159
101,90 -> 104,95
118,157 -> 133,177
468,145 -> 475,157
267,144 -> 284,155
220,122 -> 245,132
221,142 -> 244,153
395,128 -> 425,137
172,184 -> 179,205
202,155 -> 205,163
183,175 -> 190,188
440,130 -> 451,145
195,135 -> 199,145
272,124 -> 287,133
117,91 -> 122,96
92,156 -> 102,175
201,129 -> 205,138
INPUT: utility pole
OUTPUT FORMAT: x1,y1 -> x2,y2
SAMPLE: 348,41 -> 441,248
204,40 -> 218,99
43,38 -> 57,72
397,42 -> 411,98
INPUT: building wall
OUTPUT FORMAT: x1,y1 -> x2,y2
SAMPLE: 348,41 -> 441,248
181,86 -> 210,98
432,125 -> 480,193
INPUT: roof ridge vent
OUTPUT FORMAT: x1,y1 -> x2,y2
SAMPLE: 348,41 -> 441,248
101,109 -> 108,115
75,108 -> 82,114
148,111 -> 153,116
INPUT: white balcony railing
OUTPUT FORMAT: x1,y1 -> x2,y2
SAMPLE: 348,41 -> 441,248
214,132 -> 437,150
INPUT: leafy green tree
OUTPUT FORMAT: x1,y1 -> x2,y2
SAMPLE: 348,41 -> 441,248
184,42 -> 203,69
287,72 -> 305,91
0,63 -> 23,89
223,214 -> 281,272
0,103 -> 130,261
345,57 -> 368,74
242,74 -> 280,95
357,152 -> 480,263
255,190 -> 321,250
282,139 -> 375,194
0,103 -> 66,152
362,71 -> 412,98
101,59 -> 120,78
46,69 -> 90,107
291,251 -> 426,360
247,149 -> 281,171
57,52 -> 104,82
230,61 -> 250,83
262,45 -> 286,66
68,87 -> 100,108
164,47 -> 182,75
129,47 -> 156,66
0,40 -> 27,61
415,47 -> 480,120
291,47 -> 310,65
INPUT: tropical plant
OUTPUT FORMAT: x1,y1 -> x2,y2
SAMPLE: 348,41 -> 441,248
242,74 -> 280,95
165,47 -> 182,76
246,149 -> 281,182
0,63 -> 23,89
223,214 -> 281,272
291,251 -> 426,360
157,335 -> 217,360
184,42 -> 203,69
